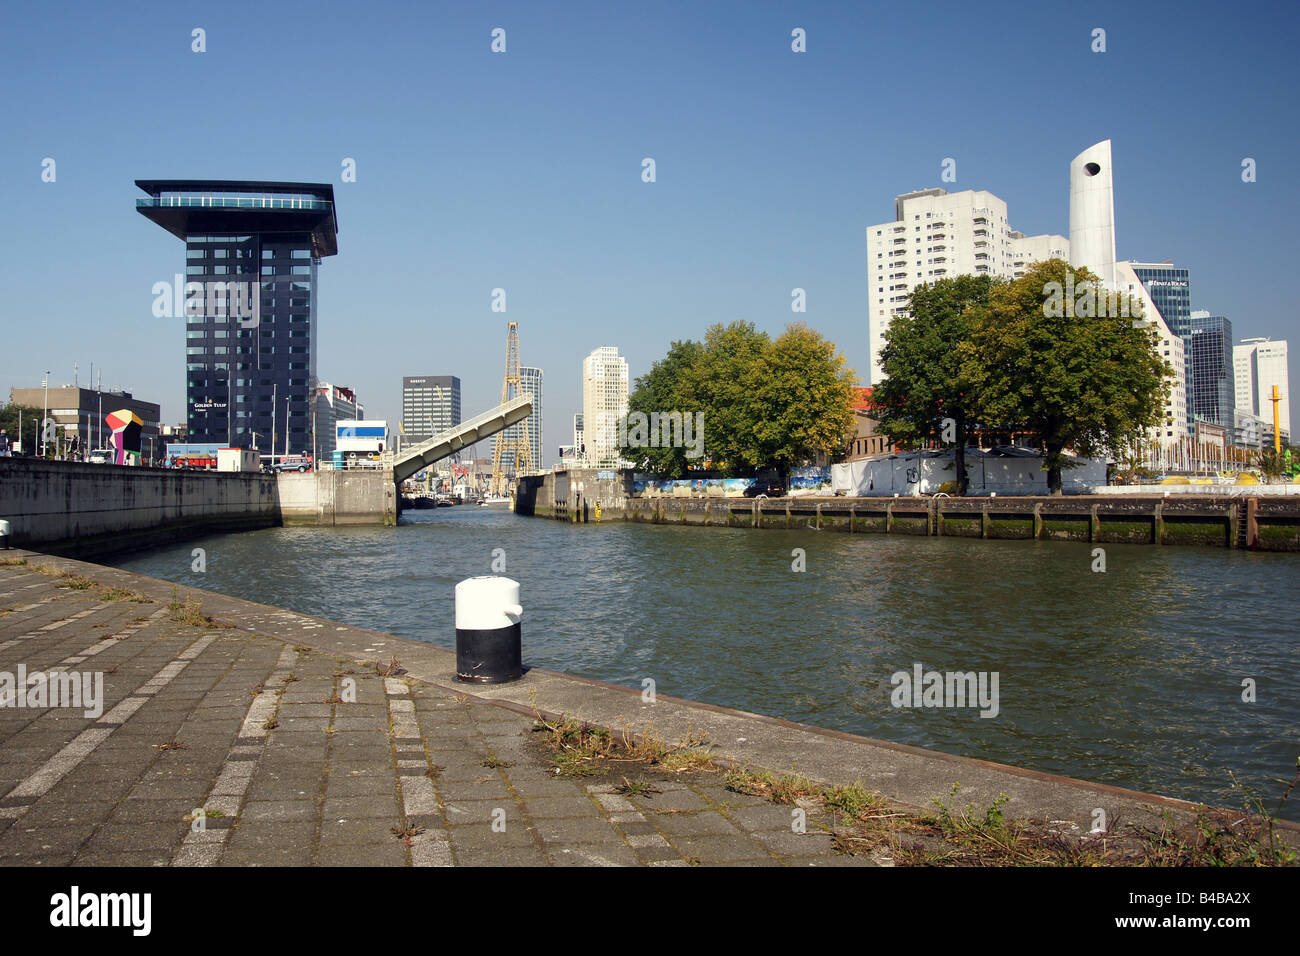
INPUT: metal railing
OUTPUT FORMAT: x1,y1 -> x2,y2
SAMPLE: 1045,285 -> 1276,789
137,196 -> 332,212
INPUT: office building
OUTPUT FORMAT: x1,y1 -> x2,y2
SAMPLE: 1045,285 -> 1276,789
136,180 -> 339,455
865,188 -> 1067,383
582,347 -> 628,467
1234,338 -> 1290,441
1131,261 -> 1194,423
573,414 -> 585,460
315,383 -> 362,458
401,376 -> 461,445
9,385 -> 161,459
1184,313 -> 1235,433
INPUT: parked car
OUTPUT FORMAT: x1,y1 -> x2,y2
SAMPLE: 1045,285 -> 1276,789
87,449 -> 113,465
743,476 -> 786,498
273,455 -> 314,473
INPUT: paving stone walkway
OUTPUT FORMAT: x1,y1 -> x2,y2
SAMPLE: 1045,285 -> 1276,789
0,562 -> 866,866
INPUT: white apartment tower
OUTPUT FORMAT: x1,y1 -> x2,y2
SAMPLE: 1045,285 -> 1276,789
1234,338 -> 1290,440
865,188 -> 1066,383
581,347 -> 629,467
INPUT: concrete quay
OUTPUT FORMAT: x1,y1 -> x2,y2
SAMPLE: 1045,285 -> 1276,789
0,551 -> 1295,867
517,471 -> 1300,551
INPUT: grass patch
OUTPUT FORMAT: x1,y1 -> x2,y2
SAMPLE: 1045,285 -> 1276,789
59,574 -> 96,590
531,711 -> 717,778
103,587 -> 148,603
0,558 -> 28,568
166,585 -> 228,629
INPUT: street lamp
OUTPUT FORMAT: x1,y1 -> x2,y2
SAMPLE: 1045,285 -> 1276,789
41,370 -> 50,458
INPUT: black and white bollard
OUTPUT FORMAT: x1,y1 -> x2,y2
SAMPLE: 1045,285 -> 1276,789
0,520 -> 9,550
454,576 -> 522,684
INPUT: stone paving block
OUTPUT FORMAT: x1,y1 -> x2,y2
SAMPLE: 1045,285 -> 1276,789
241,800 -> 318,823
322,795 -> 399,819
668,833 -> 773,861
547,842 -> 641,866
529,815 -> 624,845
645,809 -> 744,838
316,841 -> 409,867
318,818 -> 403,845
518,796 -> 603,820
81,821 -> 186,854
748,827 -> 836,856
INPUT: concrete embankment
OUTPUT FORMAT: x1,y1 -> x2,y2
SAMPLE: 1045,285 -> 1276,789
7,549 -> 1297,854
516,469 -> 1300,551
0,459 -> 396,558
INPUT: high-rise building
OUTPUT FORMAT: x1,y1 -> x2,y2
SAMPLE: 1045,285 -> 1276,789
491,366 -> 542,471
1131,261 -> 1194,423
135,180 -> 339,455
1067,141 -> 1187,443
573,414 -> 585,459
315,383 -> 361,458
401,376 -> 461,445
582,347 -> 628,467
1185,313 -> 1235,432
865,188 -> 1067,383
1234,338 -> 1290,441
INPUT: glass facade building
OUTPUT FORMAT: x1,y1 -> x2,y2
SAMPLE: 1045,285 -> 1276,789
136,181 -> 338,456
1132,263 -> 1193,423
1186,312 -> 1235,432
492,366 -> 542,470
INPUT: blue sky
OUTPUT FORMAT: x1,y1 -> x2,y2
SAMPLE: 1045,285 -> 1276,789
2,0 -> 1296,452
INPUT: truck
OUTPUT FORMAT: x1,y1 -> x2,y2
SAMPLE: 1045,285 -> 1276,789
335,420 -> 388,465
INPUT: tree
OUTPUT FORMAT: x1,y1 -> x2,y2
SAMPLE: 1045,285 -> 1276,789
967,259 -> 1170,494
0,403 -> 42,456
619,320 -> 856,478
621,339 -> 706,478
871,274 -> 995,495
754,323 -> 856,478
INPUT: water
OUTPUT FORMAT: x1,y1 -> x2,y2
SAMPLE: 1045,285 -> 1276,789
114,506 -> 1300,820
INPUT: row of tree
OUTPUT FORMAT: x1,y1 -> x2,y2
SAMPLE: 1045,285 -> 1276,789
617,259 -> 1172,494
619,322 -> 856,478
872,259 -> 1171,494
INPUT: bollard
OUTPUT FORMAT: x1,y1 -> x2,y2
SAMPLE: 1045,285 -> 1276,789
0,519 -> 9,550
454,576 -> 522,684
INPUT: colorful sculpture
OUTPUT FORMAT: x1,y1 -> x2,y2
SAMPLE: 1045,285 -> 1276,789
105,409 -> 143,466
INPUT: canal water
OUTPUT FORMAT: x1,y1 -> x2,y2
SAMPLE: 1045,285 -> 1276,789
114,506 -> 1300,820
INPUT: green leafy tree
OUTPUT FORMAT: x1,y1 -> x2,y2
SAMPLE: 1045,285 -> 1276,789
0,403 -> 42,456
619,320 -> 856,478
754,323 -> 856,478
967,259 -> 1170,494
871,274 -> 995,495
621,339 -> 706,478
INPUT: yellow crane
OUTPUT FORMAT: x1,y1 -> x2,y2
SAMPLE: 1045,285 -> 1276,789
489,321 -> 533,496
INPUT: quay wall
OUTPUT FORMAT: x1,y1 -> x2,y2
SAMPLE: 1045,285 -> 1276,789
0,459 -> 397,557
516,469 -> 1300,552
0,458 -> 279,559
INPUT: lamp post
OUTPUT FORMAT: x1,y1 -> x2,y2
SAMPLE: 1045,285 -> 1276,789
41,370 -> 50,458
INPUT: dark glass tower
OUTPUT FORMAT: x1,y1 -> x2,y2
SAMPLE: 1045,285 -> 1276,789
1187,312 -> 1235,431
136,181 -> 339,456
1132,262 -> 1192,423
